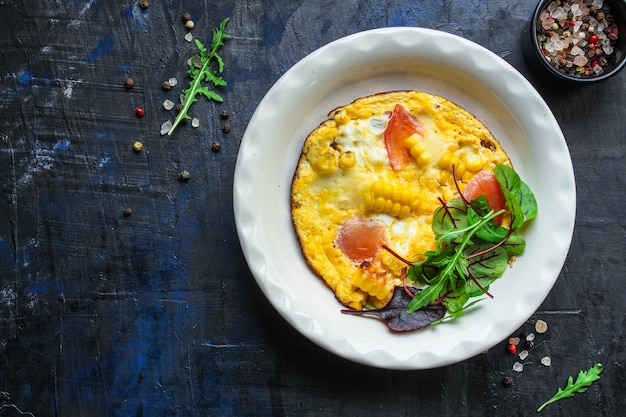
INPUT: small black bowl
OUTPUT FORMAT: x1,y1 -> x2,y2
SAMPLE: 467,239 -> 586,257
523,0 -> 626,83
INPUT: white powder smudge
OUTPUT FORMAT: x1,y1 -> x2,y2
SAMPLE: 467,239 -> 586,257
58,78 -> 81,99
98,155 -> 111,168
0,287 -> 17,311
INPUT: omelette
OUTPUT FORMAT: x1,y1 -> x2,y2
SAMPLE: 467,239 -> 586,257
290,91 -> 511,310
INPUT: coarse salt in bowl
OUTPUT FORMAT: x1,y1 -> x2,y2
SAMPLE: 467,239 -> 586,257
523,0 -> 626,83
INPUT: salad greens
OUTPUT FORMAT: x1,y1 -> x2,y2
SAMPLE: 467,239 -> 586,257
537,363 -> 603,412
168,17 -> 230,136
404,164 -> 537,318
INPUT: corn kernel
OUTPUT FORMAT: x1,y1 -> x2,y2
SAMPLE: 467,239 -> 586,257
381,183 -> 392,199
404,134 -> 420,149
438,151 -> 452,169
365,181 -> 421,219
383,199 -> 393,213
364,193 -> 374,210
466,154 -> 485,172
351,267 -> 392,300
371,181 -> 384,196
400,190 -> 412,206
374,197 -> 386,212
390,202 -> 402,217
455,160 -> 466,177
398,205 -> 411,219
449,154 -> 460,170
417,150 -> 431,167
314,153 -> 336,173
339,151 -> 356,168
462,171 -> 474,183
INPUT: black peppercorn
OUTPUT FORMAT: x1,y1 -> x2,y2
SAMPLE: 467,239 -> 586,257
123,208 -> 133,217
220,109 -> 229,119
124,77 -> 134,89
162,80 -> 171,90
503,376 -> 514,387
211,141 -> 221,153
222,122 -> 231,133
139,0 -> 149,10
182,13 -> 191,22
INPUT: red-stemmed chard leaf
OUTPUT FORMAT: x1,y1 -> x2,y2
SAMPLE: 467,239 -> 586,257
341,287 -> 445,332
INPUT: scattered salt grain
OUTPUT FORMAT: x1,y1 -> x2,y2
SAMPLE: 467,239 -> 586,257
526,333 -> 536,342
168,78 -> 178,87
541,356 -> 552,367
160,120 -> 172,135
191,118 -> 199,128
535,319 -> 548,334
513,362 -> 524,372
518,350 -> 529,360
184,32 -> 193,42
163,99 -> 175,111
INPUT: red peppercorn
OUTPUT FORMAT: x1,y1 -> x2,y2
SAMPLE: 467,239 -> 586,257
135,107 -> 145,117
589,43 -> 596,50
507,344 -> 517,355
589,34 -> 599,43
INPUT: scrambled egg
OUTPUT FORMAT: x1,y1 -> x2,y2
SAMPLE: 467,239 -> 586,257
291,91 -> 511,310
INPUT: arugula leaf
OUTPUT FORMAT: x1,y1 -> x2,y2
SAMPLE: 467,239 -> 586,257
168,17 -> 230,136
537,363 -> 603,412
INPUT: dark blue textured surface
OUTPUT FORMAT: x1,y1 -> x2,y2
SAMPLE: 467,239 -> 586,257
1,0 -> 625,416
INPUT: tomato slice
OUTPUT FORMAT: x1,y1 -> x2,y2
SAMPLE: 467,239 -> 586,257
336,215 -> 387,263
463,170 -> 507,225
383,104 -> 424,170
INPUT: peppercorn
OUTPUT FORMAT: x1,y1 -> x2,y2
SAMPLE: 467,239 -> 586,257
132,141 -> 143,152
185,20 -> 195,30
139,0 -> 149,9
503,376 -> 514,387
123,208 -> 133,217
182,12 -> 191,22
211,141 -> 221,153
135,107 -> 145,117
162,80 -> 171,90
125,77 -> 135,89
179,170 -> 190,181
507,344 -> 517,355
222,122 -> 231,133
220,109 -> 229,119
176,103 -> 183,113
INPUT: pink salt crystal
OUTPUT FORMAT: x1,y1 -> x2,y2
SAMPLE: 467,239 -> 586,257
573,55 -> 588,66
551,7 -> 565,19
570,45 -> 583,55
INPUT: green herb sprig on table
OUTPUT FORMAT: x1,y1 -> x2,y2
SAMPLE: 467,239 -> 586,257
167,17 -> 230,136
537,363 -> 603,412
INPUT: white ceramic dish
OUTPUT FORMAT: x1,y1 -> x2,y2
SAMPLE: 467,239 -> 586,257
233,27 -> 575,370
